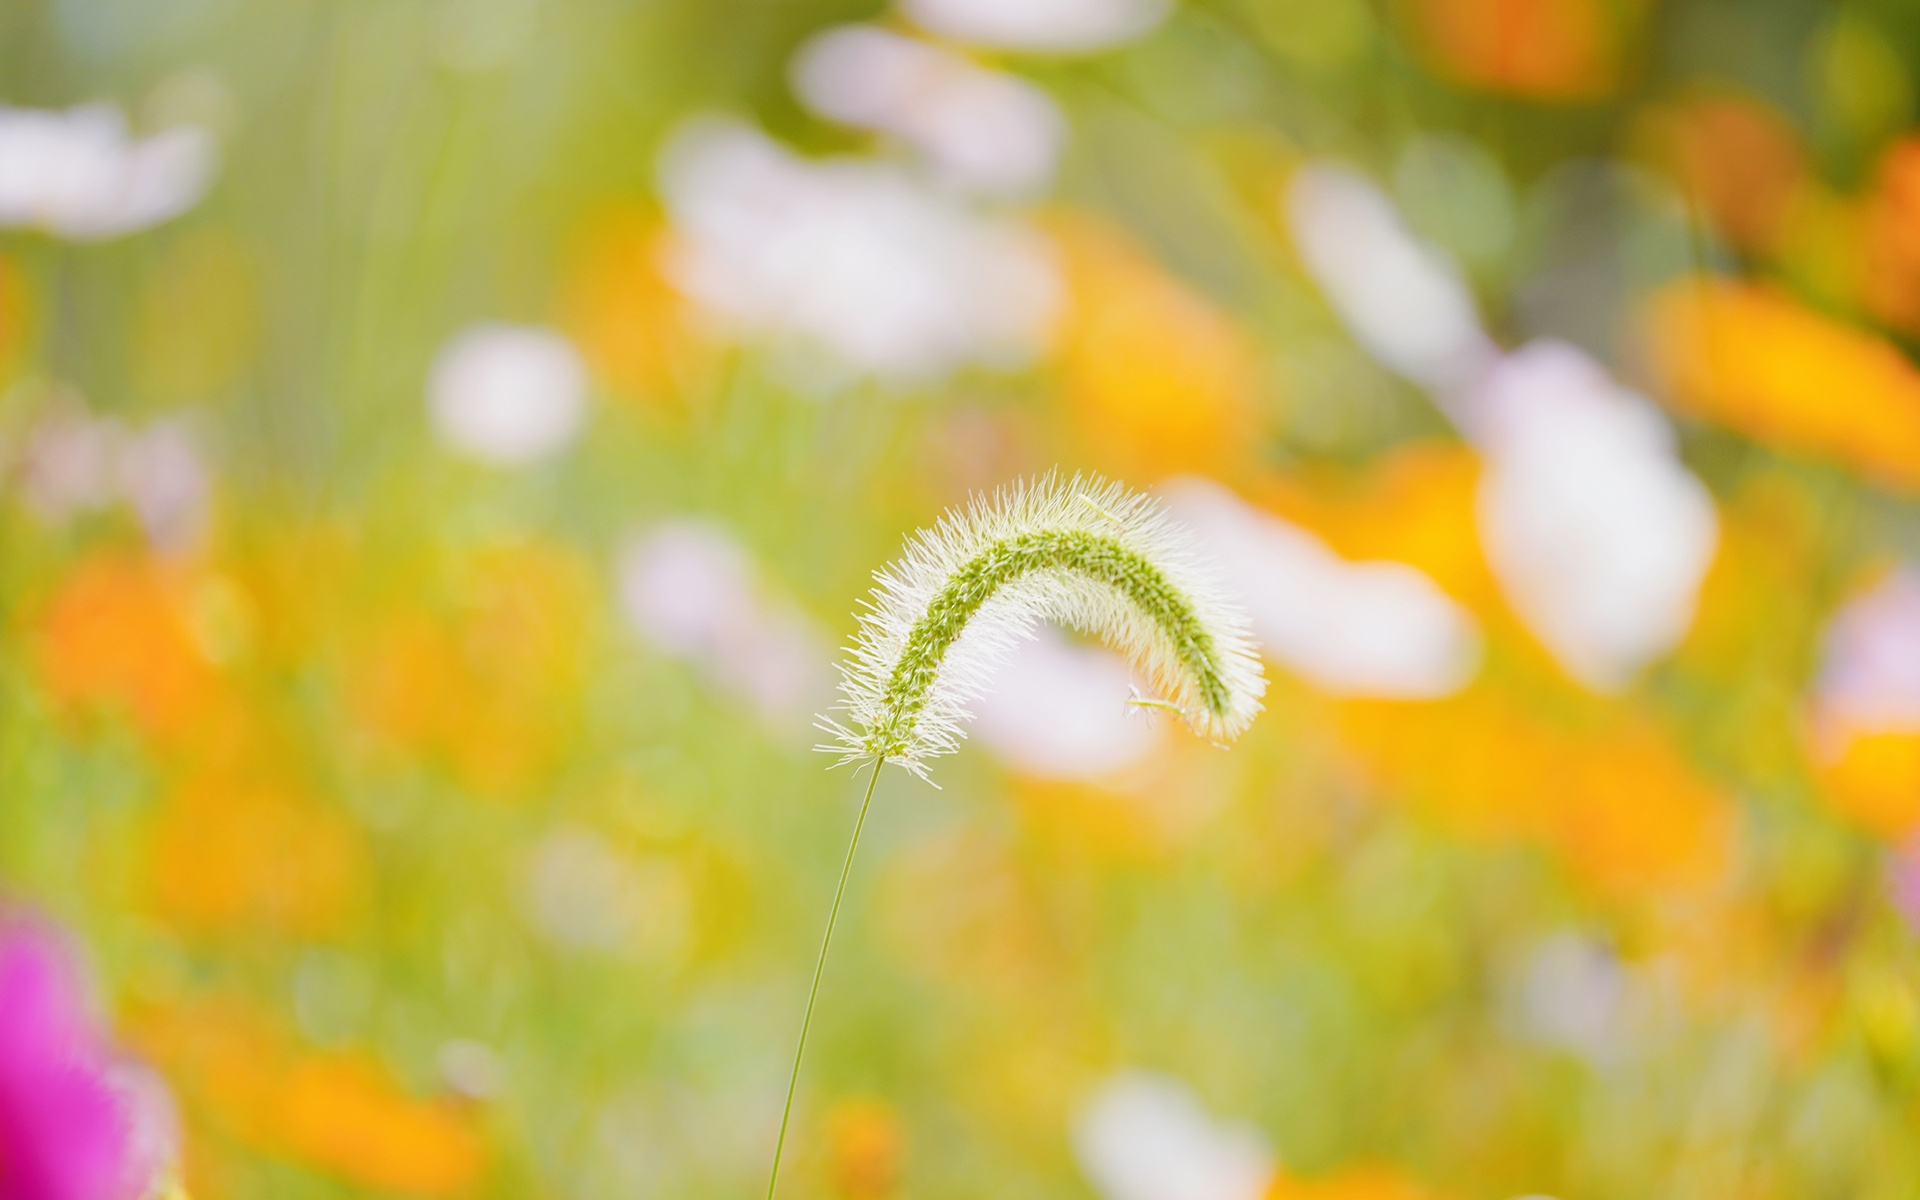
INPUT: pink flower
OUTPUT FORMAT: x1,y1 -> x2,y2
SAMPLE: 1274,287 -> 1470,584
1887,837 -> 1920,933
0,914 -> 176,1200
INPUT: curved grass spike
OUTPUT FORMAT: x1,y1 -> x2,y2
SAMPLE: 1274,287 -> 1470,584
869,527 -> 1228,759
768,473 -> 1264,1198
819,472 -> 1265,777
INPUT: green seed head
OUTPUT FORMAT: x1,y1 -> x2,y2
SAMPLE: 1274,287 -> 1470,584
819,474 -> 1265,779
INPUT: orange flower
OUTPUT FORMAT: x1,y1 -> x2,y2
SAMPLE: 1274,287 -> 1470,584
1637,93 -> 1806,255
824,1099 -> 904,1200
1013,776 -> 1177,864
347,541 -> 592,795
1009,730 -> 1251,866
145,771 -> 369,937
1341,690 -> 1735,897
557,204 -> 708,408
1254,442 -> 1500,617
125,995 -> 289,1148
1267,1165 -> 1437,1200
1645,277 -> 1920,491
1047,214 -> 1260,479
129,999 -> 487,1198
1553,726 -> 1735,897
1339,690 -> 1564,841
1405,0 -> 1616,101
34,550 -> 224,743
1861,137 -> 1920,337
279,1055 -> 487,1199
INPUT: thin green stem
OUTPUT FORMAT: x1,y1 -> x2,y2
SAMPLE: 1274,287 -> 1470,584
766,757 -> 884,1200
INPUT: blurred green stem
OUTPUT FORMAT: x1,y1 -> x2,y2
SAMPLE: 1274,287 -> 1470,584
766,757 -> 883,1200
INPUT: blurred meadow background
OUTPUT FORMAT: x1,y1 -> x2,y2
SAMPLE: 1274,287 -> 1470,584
12,0 -> 1920,1197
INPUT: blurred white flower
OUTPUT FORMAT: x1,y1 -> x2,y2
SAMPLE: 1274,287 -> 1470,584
523,826 -> 690,960
1810,569 -> 1920,740
970,624 -> 1165,780
1073,1070 -> 1274,1200
104,1059 -> 182,1200
1286,162 -> 1716,690
1513,931 -> 1625,1063
657,118 -> 1059,383
17,404 -> 211,551
0,103 -> 215,239
117,419 -> 210,551
1163,478 -> 1481,699
437,1038 -> 506,1099
616,519 -> 833,730
20,410 -> 120,519
791,25 -> 1065,197
427,322 -> 587,465
902,0 -> 1172,53
1474,341 -> 1717,691
1284,161 -> 1497,401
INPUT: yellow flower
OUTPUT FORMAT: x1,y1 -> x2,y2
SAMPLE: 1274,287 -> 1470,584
1047,215 -> 1261,480
877,828 -> 1061,998
556,204 -> 709,409
1252,443 -> 1500,618
1553,725 -> 1734,898
347,540 -> 592,796
125,995 -> 287,1149
1646,277 -> 1920,491
1267,1165 -> 1438,1200
278,1055 -> 487,1199
1339,690 -> 1562,841
145,771 -> 369,937
1817,730 -> 1920,837
823,1099 -> 903,1200
0,250 -> 30,379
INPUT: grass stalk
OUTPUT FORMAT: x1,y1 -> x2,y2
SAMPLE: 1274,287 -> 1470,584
765,756 -> 884,1200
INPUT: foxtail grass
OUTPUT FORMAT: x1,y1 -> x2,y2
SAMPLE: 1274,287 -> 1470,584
767,473 -> 1264,1197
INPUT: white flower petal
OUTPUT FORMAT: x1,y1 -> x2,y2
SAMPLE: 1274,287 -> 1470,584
1073,1070 -> 1275,1200
616,520 -> 834,730
427,322 -> 587,465
1164,478 -> 1481,699
901,0 -> 1171,52
791,25 -> 1064,197
116,419 -> 210,551
1812,568 -> 1920,736
0,104 -> 215,239
657,118 -> 1059,382
971,625 -> 1164,780
1473,341 -> 1717,691
1284,161 -> 1497,399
